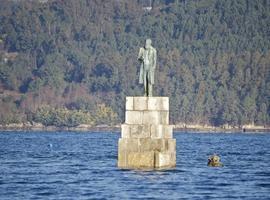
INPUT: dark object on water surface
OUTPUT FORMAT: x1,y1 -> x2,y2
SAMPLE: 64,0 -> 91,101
208,154 -> 223,167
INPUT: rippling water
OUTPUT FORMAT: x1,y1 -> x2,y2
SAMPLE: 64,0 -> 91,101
0,131 -> 269,199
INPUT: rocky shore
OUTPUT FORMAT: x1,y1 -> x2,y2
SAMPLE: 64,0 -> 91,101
0,122 -> 269,133
0,123 -> 120,132
174,124 -> 270,133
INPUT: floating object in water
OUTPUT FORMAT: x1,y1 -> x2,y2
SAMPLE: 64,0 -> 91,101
48,143 -> 53,148
208,154 -> 223,167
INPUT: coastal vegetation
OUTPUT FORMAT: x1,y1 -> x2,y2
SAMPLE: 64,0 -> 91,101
0,0 -> 269,127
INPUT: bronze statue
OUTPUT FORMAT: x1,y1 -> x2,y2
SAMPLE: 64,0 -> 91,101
138,39 -> 157,96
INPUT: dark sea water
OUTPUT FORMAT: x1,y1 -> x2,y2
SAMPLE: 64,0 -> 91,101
0,131 -> 269,200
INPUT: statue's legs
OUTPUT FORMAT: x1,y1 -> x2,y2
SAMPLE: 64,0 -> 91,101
144,70 -> 149,96
148,84 -> 153,96
143,76 -> 148,97
144,82 -> 147,96
143,70 -> 153,97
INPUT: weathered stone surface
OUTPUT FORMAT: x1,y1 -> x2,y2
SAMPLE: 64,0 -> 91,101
159,111 -> 169,124
150,125 -> 173,138
126,97 -> 134,110
164,125 -> 173,138
128,151 -> 155,168
167,139 -> 176,152
118,150 -> 128,167
150,125 -> 162,138
138,138 -> 167,152
148,97 -> 169,111
118,150 -> 176,169
121,124 -> 130,138
130,124 -> 151,138
133,97 -> 148,110
125,111 -> 142,124
118,96 -> 176,170
141,111 -> 169,125
155,152 -> 176,168
142,111 -> 160,124
118,138 -> 139,152
126,96 -> 169,111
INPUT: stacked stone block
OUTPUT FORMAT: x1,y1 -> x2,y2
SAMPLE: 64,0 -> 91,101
118,97 -> 176,169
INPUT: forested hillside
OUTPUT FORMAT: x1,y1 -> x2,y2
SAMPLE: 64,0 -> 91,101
0,0 -> 269,127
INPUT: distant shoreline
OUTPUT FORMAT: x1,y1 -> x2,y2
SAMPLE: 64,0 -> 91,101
0,123 -> 269,133
0,123 -> 120,132
174,127 -> 270,133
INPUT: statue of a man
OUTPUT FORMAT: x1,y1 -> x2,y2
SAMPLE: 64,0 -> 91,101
138,39 -> 157,97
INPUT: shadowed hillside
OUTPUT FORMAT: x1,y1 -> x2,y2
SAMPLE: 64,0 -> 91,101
0,0 -> 269,127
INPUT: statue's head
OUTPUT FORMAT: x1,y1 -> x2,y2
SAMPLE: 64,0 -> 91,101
145,38 -> 152,49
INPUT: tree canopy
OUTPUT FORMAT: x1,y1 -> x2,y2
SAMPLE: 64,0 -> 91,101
0,0 -> 269,127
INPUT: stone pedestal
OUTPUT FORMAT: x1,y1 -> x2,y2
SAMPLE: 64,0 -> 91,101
118,97 -> 176,170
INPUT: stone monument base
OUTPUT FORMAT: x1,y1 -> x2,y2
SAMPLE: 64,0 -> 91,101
118,97 -> 176,170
